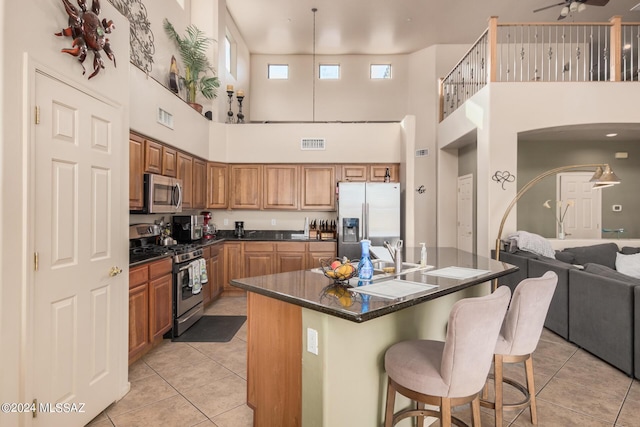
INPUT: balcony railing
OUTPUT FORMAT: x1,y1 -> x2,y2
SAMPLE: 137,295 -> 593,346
440,16 -> 640,121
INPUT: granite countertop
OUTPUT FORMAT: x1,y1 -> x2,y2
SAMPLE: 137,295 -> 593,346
230,247 -> 518,323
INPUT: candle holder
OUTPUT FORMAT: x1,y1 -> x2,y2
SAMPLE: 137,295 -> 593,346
237,94 -> 245,124
226,90 -> 235,123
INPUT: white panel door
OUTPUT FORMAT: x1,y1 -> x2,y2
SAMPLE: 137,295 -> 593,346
558,172 -> 601,239
33,71 -> 123,425
457,174 -> 473,252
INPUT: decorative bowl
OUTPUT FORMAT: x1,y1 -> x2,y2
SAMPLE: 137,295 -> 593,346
319,257 -> 359,283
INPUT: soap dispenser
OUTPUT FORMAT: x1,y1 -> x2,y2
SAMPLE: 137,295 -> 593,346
420,243 -> 427,267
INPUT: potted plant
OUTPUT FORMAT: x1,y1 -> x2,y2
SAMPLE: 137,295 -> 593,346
163,19 -> 220,113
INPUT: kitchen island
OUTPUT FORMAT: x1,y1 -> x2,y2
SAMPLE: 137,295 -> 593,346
231,247 -> 518,427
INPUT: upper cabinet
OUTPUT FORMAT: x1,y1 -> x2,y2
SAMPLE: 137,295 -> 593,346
301,165 -> 336,211
229,164 -> 262,210
177,152 -> 193,209
370,164 -> 399,182
263,165 -> 299,210
207,162 -> 228,209
340,165 -> 368,182
192,158 -> 207,210
144,140 -> 162,174
129,134 -> 145,210
162,146 -> 178,178
339,164 -> 399,182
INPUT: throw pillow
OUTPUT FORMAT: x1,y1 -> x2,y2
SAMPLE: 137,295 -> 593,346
621,246 -> 640,255
563,243 -> 619,269
615,252 -> 640,279
554,250 -> 575,265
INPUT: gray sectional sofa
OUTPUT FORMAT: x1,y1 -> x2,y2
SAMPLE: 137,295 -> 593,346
494,243 -> 640,379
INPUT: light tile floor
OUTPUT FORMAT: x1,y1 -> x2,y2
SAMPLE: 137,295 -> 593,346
87,296 -> 640,427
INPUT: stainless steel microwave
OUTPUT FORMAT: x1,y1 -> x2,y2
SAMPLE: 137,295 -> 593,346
133,173 -> 183,214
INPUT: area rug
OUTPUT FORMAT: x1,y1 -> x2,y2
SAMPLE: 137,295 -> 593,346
172,315 -> 246,343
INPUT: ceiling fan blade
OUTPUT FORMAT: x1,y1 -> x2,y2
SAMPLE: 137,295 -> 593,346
583,0 -> 610,6
533,2 -> 567,13
557,13 -> 568,20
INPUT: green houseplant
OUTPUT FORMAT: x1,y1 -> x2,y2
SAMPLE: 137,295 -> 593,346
163,19 -> 220,112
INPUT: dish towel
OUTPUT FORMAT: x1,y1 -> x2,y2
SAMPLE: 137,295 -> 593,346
190,260 -> 202,295
199,258 -> 208,284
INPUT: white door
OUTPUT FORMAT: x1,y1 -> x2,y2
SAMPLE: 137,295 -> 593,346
457,174 -> 473,252
558,172 -> 601,239
32,71 -> 123,425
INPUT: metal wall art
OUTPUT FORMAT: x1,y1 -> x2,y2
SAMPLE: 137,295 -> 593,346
56,0 -> 116,79
107,0 -> 155,73
492,171 -> 515,190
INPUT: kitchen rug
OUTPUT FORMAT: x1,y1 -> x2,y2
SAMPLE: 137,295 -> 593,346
172,315 -> 246,343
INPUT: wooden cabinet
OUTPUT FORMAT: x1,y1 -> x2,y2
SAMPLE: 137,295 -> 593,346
177,151 -> 193,209
244,242 -> 276,278
162,146 -> 178,177
301,165 -> 336,211
264,165 -> 299,210
276,242 -> 307,273
230,164 -> 262,209
206,162 -> 228,209
340,165 -> 368,182
370,164 -> 399,182
223,242 -> 245,296
192,158 -> 207,210
128,257 -> 172,364
129,134 -> 145,210
201,246 -> 212,305
209,243 -> 224,301
144,139 -> 162,174
307,241 -> 337,269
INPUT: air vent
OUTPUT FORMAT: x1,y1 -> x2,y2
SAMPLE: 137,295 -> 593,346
415,148 -> 429,157
157,108 -> 174,129
301,138 -> 326,150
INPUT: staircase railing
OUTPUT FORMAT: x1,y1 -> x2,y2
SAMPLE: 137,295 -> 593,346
440,16 -> 640,121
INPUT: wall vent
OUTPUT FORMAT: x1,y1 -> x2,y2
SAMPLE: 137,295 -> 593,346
415,148 -> 429,157
301,138 -> 326,150
157,108 -> 174,129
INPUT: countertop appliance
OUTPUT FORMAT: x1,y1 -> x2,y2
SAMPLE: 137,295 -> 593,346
201,211 -> 216,240
337,182 -> 401,260
234,221 -> 245,238
172,215 -> 204,243
132,173 -> 183,214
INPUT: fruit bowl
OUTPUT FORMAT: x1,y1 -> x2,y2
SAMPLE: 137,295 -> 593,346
319,257 -> 359,283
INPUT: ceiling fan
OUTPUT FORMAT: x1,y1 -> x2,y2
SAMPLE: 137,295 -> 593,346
533,0 -> 610,20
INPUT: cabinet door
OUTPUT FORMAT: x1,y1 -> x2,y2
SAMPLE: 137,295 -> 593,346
201,247 -> 212,306
209,245 -> 224,300
276,242 -> 307,273
206,162 -> 228,209
301,165 -> 336,211
177,152 -> 193,209
245,252 -> 276,278
340,165 -> 368,182
144,140 -> 162,174
162,146 -> 178,177
264,165 -> 299,210
230,164 -> 262,209
224,242 -> 245,295
148,274 -> 173,341
129,134 -> 144,210
370,164 -> 399,182
307,241 -> 337,269
192,158 -> 207,210
128,282 -> 149,362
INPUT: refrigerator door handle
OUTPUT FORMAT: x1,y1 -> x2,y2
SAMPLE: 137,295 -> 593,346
365,202 -> 370,239
362,203 -> 367,239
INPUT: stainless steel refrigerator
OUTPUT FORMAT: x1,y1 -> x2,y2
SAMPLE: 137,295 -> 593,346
337,182 -> 401,260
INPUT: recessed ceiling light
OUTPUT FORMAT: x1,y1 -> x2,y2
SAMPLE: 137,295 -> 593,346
606,133 -> 618,137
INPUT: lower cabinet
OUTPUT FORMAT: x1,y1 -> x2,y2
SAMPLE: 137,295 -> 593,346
307,241 -> 338,269
203,243 -> 224,306
128,257 -> 172,364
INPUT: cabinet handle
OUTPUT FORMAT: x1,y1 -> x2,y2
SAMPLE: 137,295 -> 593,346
109,266 -> 123,277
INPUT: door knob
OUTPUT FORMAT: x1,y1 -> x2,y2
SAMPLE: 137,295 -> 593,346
109,266 -> 123,277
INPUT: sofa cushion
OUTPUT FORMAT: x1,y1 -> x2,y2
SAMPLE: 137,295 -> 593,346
583,263 -> 640,285
621,246 -> 640,255
615,252 -> 640,279
554,250 -> 576,265
563,243 -> 619,269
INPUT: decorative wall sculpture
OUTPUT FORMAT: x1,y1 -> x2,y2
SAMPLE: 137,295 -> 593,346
107,0 -> 155,72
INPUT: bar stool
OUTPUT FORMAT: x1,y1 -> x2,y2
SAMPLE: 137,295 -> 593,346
384,286 -> 511,427
481,271 -> 558,426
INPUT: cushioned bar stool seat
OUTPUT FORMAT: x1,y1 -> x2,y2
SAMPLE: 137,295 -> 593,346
384,286 -> 511,427
481,271 -> 558,426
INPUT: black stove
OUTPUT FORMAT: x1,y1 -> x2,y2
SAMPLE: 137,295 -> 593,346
129,243 -> 203,265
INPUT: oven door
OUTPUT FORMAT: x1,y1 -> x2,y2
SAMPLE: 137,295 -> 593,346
174,260 -> 204,318
146,173 -> 183,213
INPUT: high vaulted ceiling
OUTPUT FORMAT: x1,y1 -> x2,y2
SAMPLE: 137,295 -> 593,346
226,0 -> 640,55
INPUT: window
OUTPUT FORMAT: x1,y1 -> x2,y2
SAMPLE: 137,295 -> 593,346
268,64 -> 289,79
319,64 -> 340,79
225,30 -> 237,78
371,64 -> 392,79
225,36 -> 232,73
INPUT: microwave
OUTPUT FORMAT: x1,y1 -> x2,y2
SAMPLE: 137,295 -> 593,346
133,173 -> 183,214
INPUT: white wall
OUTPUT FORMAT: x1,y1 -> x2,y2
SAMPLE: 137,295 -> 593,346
250,54 -> 409,122
1,1 -> 130,423
437,83 -> 640,257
